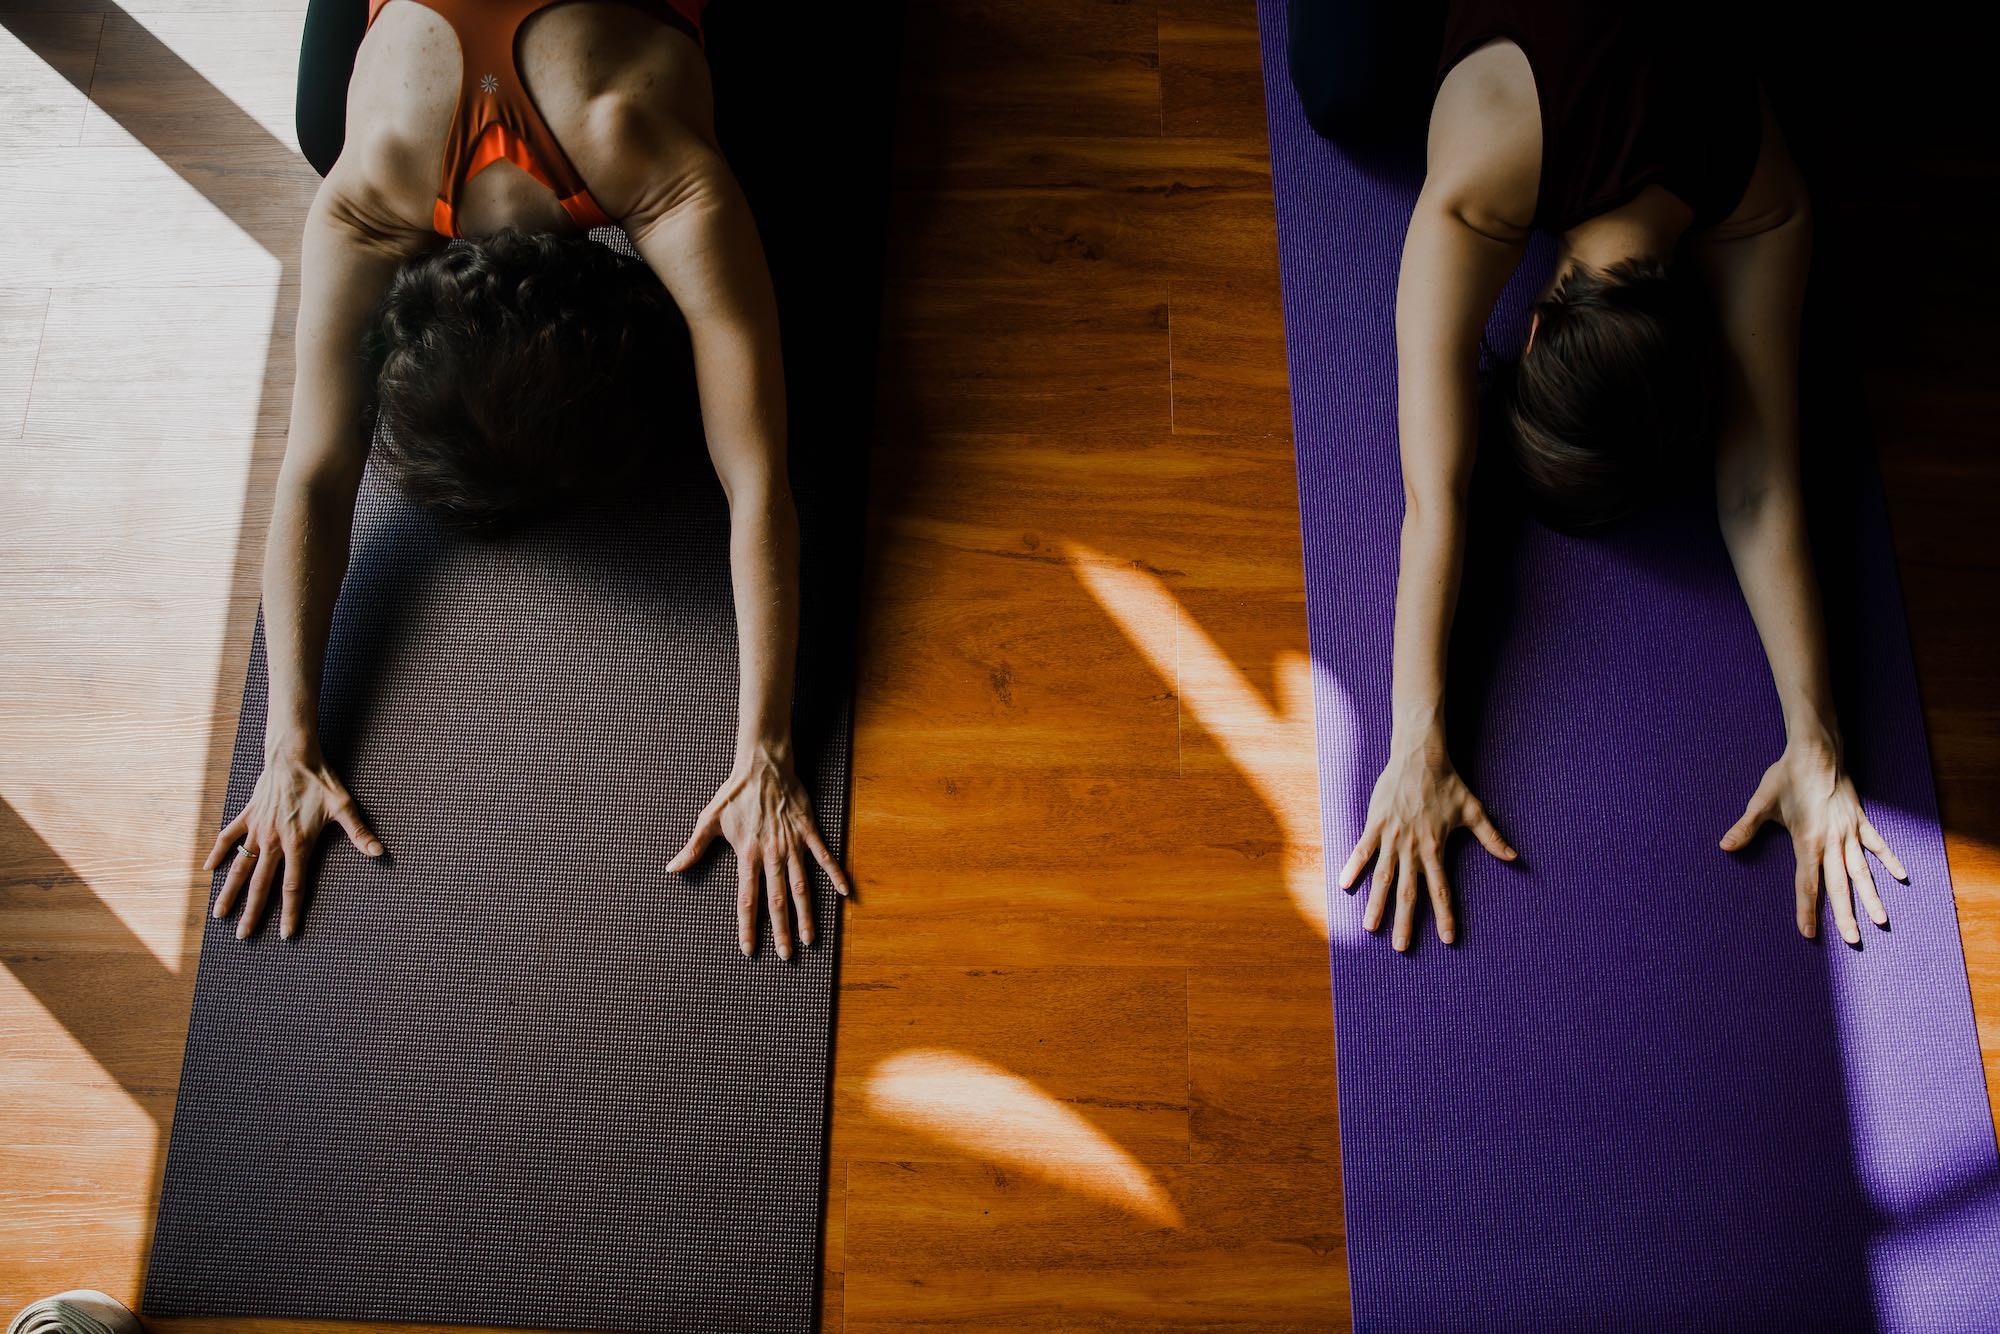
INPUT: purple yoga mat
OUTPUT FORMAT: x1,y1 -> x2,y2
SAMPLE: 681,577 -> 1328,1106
1255,3 -> 2000,1329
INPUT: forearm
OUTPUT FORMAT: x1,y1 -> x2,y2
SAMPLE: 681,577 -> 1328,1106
1704,202 -> 1830,757
260,469 -> 359,760
1388,495 -> 1466,759
262,185 -> 417,761
1695,110 -> 1824,759
1385,198 -> 1518,766
1720,490 -> 1839,759
727,485 -> 802,768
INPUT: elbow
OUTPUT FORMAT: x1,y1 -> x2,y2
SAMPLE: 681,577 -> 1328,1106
278,450 -> 363,515
723,474 -> 796,523
1400,476 -> 1466,534
1715,480 -> 1769,529
1715,467 -> 1800,539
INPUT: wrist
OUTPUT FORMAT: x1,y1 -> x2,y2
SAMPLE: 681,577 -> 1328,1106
734,733 -> 795,773
1782,726 -> 1841,774
1388,707 -> 1447,765
264,729 -> 323,768
1780,703 -> 1840,763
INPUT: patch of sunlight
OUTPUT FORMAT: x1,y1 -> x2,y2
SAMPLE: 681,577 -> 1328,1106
1067,541 -> 1342,941
83,10 -> 306,156
868,1048 -> 1185,1228
0,25 -> 91,152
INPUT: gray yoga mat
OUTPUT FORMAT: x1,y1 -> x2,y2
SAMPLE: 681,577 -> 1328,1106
146,453 -> 846,1331
144,3 -> 896,1326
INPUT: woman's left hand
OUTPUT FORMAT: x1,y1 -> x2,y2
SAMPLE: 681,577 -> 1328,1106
667,749 -> 851,960
1720,740 -> 1907,944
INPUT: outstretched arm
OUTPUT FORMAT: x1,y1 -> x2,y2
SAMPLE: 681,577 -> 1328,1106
617,113 -> 852,961
1340,192 -> 1526,950
1338,52 -> 1536,951
1695,105 -> 1905,944
206,164 -> 431,938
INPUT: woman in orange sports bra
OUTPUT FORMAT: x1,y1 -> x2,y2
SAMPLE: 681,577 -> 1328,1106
204,0 -> 854,959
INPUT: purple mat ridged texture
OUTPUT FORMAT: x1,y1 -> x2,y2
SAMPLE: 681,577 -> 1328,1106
1256,2 -> 2000,1329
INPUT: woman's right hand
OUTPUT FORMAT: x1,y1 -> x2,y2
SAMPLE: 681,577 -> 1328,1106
203,741 -> 383,941
1338,742 -> 1516,951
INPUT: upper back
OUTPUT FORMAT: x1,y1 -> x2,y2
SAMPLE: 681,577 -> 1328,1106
1434,0 -> 1762,234
337,0 -> 715,236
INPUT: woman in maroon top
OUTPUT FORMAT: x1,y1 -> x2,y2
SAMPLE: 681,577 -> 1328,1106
203,0 -> 851,960
1287,0 -> 1907,951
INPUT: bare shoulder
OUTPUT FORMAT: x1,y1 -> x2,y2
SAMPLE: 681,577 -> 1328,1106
1424,38 -> 1540,241
338,0 -> 471,232
1697,95 -> 1811,247
520,2 -> 721,223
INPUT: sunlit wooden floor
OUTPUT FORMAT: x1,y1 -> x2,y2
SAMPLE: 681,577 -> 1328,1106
1,1 -> 1993,1331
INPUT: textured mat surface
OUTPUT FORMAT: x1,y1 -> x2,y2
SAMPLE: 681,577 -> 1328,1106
1256,2 -> 2000,1329
143,5 -> 896,1329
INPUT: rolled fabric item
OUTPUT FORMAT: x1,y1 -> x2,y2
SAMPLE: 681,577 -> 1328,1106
6,1291 -> 142,1334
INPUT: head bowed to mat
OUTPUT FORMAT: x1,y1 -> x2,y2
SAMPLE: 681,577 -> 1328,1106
141,5 -> 898,1330
1254,0 -> 2000,1328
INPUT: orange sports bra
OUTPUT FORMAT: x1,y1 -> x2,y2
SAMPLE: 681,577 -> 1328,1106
365,0 -> 707,238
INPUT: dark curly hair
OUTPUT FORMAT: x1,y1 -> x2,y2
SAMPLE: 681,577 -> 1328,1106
362,228 -> 689,529
1484,256 -> 1719,534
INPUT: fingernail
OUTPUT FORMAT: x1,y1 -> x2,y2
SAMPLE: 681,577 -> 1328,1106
1441,927 -> 1456,945
740,941 -> 752,957
281,925 -> 294,940
368,842 -> 384,857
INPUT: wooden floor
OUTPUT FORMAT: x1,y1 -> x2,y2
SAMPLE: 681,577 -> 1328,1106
0,2 -> 1992,1331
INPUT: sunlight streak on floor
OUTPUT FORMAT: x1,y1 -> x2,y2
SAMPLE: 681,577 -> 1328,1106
1068,542 -> 1338,941
867,1048 -> 1185,1228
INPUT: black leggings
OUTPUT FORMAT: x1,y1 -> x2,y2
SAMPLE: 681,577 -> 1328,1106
1285,0 -> 1445,148
297,0 -> 368,177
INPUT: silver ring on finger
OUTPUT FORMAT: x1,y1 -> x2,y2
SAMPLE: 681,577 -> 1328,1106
238,843 -> 259,860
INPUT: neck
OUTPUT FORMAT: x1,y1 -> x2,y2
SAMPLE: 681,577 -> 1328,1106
1549,186 -> 1693,290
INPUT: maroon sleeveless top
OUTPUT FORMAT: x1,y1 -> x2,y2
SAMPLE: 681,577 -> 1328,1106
1438,0 -> 1761,233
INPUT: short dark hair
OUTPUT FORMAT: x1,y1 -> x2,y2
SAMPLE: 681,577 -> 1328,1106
362,228 -> 688,530
1484,256 -> 1718,534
